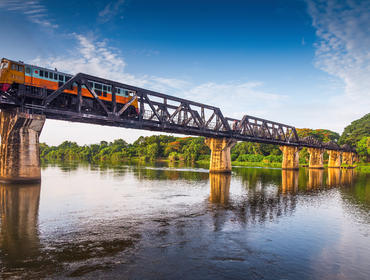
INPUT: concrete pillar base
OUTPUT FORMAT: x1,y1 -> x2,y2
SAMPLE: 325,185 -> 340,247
205,138 -> 236,173
307,148 -> 324,169
279,146 -> 300,170
0,109 -> 45,183
342,152 -> 354,167
328,150 -> 341,168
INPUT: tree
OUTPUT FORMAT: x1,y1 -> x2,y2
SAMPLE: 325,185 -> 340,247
339,113 -> 370,146
356,136 -> 370,162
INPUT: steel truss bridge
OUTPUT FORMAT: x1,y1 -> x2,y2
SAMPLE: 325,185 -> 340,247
0,72 -> 353,152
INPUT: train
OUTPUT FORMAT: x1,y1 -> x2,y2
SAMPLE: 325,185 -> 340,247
0,57 -> 139,116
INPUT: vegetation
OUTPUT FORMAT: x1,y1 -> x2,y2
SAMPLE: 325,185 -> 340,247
40,113 -> 370,166
339,113 -> 370,146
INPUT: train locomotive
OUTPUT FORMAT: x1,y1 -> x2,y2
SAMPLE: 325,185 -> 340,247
0,58 -> 139,116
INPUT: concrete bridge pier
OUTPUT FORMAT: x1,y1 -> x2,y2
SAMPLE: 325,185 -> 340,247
279,146 -> 300,169
307,148 -> 324,169
0,109 -> 45,183
328,150 -> 341,168
205,138 -> 236,173
342,152 -> 354,167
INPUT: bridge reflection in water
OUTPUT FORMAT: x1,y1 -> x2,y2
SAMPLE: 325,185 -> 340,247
0,183 -> 41,266
209,173 -> 231,205
279,168 -> 354,194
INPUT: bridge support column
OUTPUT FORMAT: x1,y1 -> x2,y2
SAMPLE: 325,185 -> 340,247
0,109 -> 45,183
342,152 -> 354,167
205,138 -> 236,173
307,148 -> 324,169
279,146 -> 300,169
328,150 -> 341,168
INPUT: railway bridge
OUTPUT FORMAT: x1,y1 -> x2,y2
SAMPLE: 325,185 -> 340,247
0,72 -> 356,183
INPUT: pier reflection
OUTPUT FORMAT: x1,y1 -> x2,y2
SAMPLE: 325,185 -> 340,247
341,169 -> 354,186
0,183 -> 41,266
327,168 -> 341,186
307,169 -> 324,190
209,173 -> 231,205
281,170 -> 299,194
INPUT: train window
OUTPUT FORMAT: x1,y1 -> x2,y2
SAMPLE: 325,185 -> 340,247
107,86 -> 111,92
11,64 -> 16,70
54,73 -> 58,80
95,83 -> 102,90
44,71 -> 48,78
88,82 -> 93,88
65,76 -> 71,81
49,72 -> 53,79
59,75 -> 64,81
40,70 -> 44,77
26,67 -> 31,74
0,61 -> 9,69
103,85 -> 107,91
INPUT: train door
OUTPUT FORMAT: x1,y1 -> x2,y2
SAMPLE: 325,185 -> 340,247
9,62 -> 25,85
25,66 -> 33,86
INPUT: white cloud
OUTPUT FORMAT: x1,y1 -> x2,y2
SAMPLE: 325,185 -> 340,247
184,81 -> 286,120
0,0 -> 58,28
306,0 -> 370,102
33,34 -> 287,145
32,34 -> 283,117
98,0 -> 125,23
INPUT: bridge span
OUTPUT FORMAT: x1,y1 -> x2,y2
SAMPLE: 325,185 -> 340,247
0,72 -> 356,182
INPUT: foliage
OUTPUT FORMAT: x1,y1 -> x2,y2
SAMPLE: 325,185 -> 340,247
356,136 -> 370,162
40,115 -> 370,165
339,113 -> 370,146
296,128 -> 340,143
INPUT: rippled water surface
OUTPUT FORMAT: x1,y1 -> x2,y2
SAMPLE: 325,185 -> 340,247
1,162 -> 369,279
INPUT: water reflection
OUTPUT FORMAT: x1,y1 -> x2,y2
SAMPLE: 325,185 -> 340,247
307,169 -> 324,190
209,173 -> 231,205
341,168 -> 354,186
0,163 -> 369,279
281,170 -> 299,193
327,168 -> 341,186
0,183 -> 41,266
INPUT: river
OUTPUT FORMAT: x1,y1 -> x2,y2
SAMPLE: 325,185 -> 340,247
0,162 -> 369,279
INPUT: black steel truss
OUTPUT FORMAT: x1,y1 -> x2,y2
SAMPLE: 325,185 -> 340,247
0,72 -> 354,152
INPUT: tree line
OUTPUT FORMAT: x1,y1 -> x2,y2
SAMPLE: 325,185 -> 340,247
40,113 -> 369,164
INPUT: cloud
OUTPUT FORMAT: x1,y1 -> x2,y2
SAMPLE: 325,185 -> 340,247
32,34 -> 285,119
31,34 -> 289,144
32,34 -> 146,86
98,0 -> 125,23
306,0 -> 370,101
184,82 -> 286,120
0,0 -> 58,28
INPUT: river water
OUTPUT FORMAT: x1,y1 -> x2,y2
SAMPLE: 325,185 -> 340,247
0,162 -> 369,279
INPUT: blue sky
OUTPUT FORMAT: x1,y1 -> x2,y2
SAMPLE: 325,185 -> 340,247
0,0 -> 369,145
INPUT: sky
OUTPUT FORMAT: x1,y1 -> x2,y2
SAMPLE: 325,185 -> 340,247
0,0 -> 369,145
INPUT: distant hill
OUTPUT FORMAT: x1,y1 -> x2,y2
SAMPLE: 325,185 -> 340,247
339,113 -> 370,146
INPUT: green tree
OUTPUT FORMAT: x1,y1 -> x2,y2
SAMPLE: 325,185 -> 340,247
339,113 -> 370,146
356,136 -> 370,162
